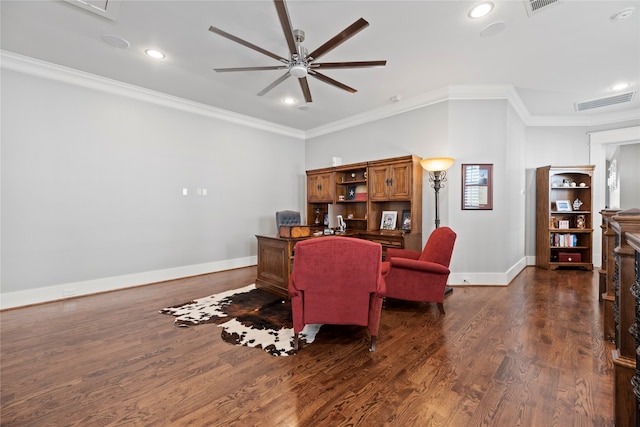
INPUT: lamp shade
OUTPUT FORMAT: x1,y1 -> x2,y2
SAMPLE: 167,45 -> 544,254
421,157 -> 455,171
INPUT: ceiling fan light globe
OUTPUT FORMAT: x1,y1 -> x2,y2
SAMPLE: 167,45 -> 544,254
290,64 -> 308,78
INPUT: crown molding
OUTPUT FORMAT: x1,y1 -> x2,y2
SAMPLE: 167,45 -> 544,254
0,50 -> 305,140
3,50 -> 636,140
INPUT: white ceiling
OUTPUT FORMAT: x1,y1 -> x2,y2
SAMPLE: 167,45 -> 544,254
1,0 -> 639,132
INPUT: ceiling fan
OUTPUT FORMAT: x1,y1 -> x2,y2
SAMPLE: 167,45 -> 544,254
208,0 -> 387,103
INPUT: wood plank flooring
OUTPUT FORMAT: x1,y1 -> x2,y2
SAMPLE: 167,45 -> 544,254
0,266 -> 614,426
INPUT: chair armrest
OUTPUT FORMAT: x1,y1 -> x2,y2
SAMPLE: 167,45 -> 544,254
386,248 -> 421,260
288,276 -> 300,298
389,257 -> 450,275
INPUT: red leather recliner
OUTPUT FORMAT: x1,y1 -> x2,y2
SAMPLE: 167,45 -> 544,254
381,227 -> 457,314
288,236 -> 386,352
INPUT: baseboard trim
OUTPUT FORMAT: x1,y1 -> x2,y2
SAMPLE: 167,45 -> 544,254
0,257 -> 257,310
448,257 -> 527,286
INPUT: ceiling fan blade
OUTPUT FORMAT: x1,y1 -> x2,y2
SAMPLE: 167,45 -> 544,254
274,0 -> 297,55
307,18 -> 369,61
214,65 -> 288,72
209,26 -> 287,63
312,60 -> 387,69
309,71 -> 357,94
299,77 -> 312,103
257,72 -> 291,96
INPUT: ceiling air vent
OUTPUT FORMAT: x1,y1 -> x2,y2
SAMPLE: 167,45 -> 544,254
523,0 -> 562,16
575,92 -> 636,111
63,0 -> 121,21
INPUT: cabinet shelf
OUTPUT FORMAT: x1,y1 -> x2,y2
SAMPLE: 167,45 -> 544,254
337,179 -> 367,185
550,210 -> 590,215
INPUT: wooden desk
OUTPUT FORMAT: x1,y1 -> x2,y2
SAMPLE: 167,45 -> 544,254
255,230 -> 421,297
255,235 -> 303,298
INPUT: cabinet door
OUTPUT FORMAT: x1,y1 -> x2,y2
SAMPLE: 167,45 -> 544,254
387,162 -> 411,199
369,163 -> 412,200
307,172 -> 334,202
368,165 -> 391,201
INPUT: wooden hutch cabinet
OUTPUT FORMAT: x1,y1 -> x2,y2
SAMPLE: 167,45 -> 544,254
307,155 -> 422,255
535,165 -> 595,270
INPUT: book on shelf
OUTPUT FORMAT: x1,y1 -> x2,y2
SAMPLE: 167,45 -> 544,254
550,232 -> 578,247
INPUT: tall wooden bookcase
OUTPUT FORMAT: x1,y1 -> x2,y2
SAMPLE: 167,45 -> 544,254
535,165 -> 595,270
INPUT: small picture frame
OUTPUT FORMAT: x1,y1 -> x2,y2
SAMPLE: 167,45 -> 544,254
380,211 -> 397,230
555,200 -> 572,212
558,220 -> 570,229
401,210 -> 411,231
462,164 -> 493,210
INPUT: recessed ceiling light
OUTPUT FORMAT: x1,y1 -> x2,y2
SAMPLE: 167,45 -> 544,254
282,97 -> 297,105
469,2 -> 494,19
611,82 -> 631,91
145,49 -> 165,59
611,7 -> 635,20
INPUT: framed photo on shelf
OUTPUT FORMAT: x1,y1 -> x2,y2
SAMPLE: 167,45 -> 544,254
462,164 -> 493,210
555,200 -> 572,212
380,211 -> 397,230
401,210 -> 411,231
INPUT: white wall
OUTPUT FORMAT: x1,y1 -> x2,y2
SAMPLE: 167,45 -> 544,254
1,65 -> 304,307
618,144 -> 640,209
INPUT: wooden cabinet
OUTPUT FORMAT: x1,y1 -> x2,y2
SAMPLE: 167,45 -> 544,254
368,161 -> 412,200
305,155 -> 423,254
535,165 -> 595,270
306,168 -> 334,203
366,156 -> 423,239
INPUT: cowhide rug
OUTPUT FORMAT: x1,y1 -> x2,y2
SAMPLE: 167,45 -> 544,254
159,284 -> 321,356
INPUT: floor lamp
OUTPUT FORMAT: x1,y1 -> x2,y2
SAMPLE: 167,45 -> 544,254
421,157 -> 455,294
420,157 -> 455,229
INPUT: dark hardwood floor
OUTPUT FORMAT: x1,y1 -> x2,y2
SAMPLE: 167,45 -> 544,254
1,266 -> 614,426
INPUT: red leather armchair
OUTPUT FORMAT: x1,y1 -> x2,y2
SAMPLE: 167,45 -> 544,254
381,226 -> 457,314
288,236 -> 386,352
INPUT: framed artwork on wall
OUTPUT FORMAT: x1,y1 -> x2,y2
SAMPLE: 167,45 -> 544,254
462,164 -> 493,210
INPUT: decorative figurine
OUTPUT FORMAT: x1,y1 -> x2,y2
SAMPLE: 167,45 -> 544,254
576,215 -> 586,229
573,198 -> 583,210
